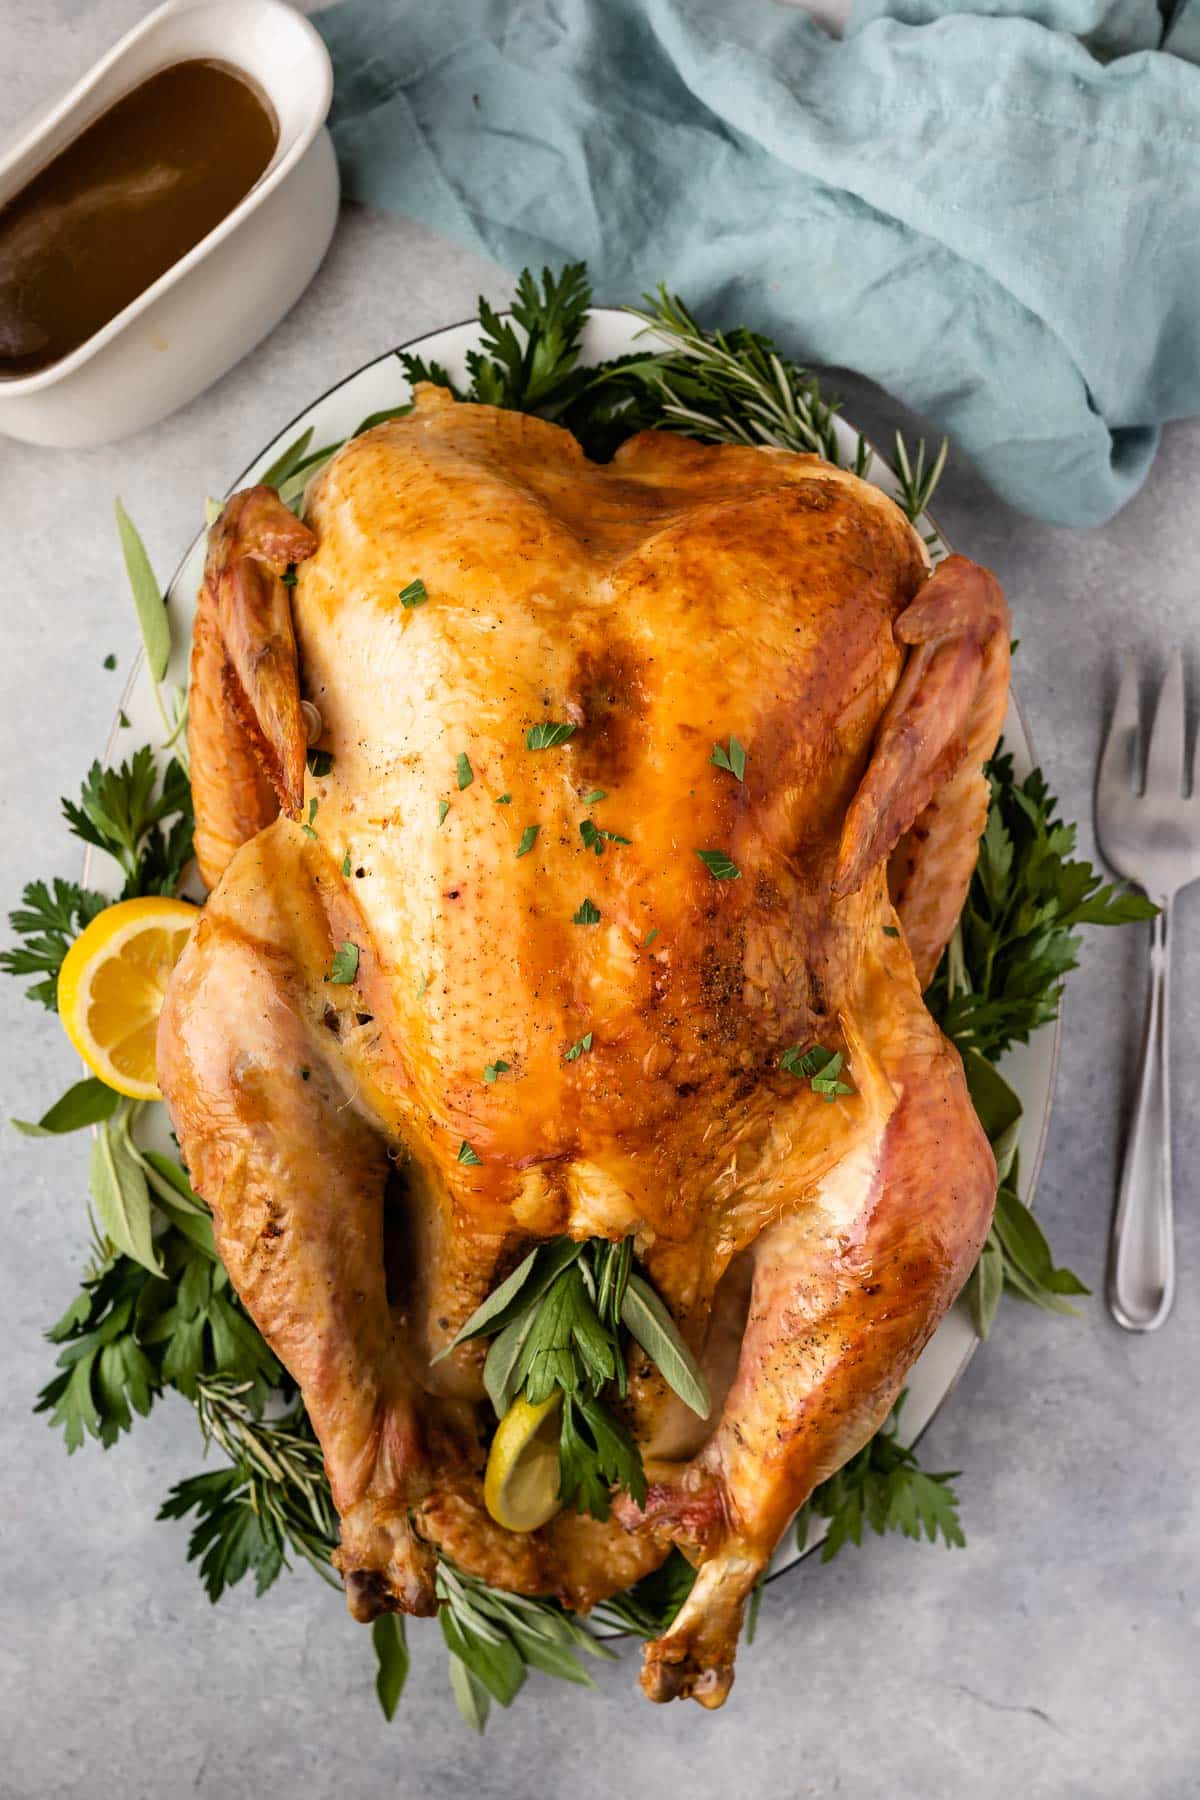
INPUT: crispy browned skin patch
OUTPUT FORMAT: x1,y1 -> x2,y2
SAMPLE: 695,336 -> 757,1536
159,390 -> 1007,1705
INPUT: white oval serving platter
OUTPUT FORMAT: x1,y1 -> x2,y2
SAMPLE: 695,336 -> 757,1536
108,306 -> 1058,1586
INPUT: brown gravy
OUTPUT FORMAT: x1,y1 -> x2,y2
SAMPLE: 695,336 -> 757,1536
0,60 -> 278,378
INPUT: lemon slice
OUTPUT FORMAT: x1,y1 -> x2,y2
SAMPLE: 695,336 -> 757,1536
57,896 -> 198,1101
484,1392 -> 564,1532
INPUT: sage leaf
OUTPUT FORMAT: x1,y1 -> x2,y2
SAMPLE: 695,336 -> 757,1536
483,1310 -> 537,1415
447,1651 -> 490,1733
970,1234 -> 1005,1340
259,426 -> 313,490
141,1149 -> 206,1212
435,1246 -> 540,1361
507,1622 -> 597,1687
13,1076 -> 118,1135
440,1607 -> 525,1707
620,1274 -> 710,1419
371,1614 -> 409,1721
114,499 -> 170,683
90,1118 -> 161,1275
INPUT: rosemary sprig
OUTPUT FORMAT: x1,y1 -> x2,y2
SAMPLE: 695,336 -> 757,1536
891,431 -> 948,525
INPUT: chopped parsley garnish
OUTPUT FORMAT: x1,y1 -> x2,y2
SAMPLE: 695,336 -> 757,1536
118,710 -> 131,729
696,849 -> 740,880
456,752 -> 474,791
438,800 -> 450,827
643,927 -> 659,947
573,898 -> 601,925
710,735 -> 746,781
341,852 -> 352,877
281,568 -> 298,588
301,797 -> 319,840
580,788 -> 607,804
780,1044 -> 855,1101
398,578 -> 428,607
563,1031 -> 594,1062
580,819 -> 631,856
306,748 -> 334,777
494,793 -> 512,805
457,1140 -> 482,1166
103,653 -> 117,671
882,925 -> 900,938
483,1059 -> 511,1084
526,721 -> 577,750
326,941 -> 359,985
516,825 -> 539,857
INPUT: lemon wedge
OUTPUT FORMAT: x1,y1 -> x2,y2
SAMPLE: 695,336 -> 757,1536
484,1392 -> 564,1532
57,895 -> 197,1101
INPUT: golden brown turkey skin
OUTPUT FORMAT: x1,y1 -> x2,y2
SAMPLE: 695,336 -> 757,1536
159,388 -> 1009,1706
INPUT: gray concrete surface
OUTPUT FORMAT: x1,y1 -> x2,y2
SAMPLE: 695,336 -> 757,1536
2,4 -> 1198,1796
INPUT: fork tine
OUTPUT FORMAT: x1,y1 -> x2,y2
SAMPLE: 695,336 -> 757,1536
1097,656 -> 1140,805
1144,648 -> 1187,797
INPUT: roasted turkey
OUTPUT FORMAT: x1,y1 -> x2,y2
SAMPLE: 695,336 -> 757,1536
158,386 -> 1010,1708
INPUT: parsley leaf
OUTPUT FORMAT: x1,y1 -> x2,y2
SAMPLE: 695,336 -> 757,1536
456,752 -> 474,790
438,800 -> 450,826
516,825 -> 539,857
457,1140 -> 482,1166
483,1060 -> 510,1084
563,1032 -> 593,1062
780,1044 -> 855,1101
580,819 -> 631,856
445,264 -> 591,413
526,721 -> 577,750
60,748 -> 193,898
103,652 -> 117,671
710,736 -> 746,781
580,788 -> 607,804
1,878 -> 107,1009
572,898 -> 601,925
696,849 -> 740,881
307,748 -> 333,777
325,942 -> 359,985
926,749 -> 1156,1062
794,1396 -> 964,1561
494,793 -> 512,805
399,579 -> 428,608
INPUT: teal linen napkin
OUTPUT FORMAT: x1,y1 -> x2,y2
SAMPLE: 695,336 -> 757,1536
313,0 -> 1200,526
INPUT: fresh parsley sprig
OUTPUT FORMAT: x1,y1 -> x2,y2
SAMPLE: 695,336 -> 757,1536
927,751 -> 1156,1064
794,1394 -> 964,1560
403,264 -> 592,416
61,747 -> 194,899
0,879 -> 107,1010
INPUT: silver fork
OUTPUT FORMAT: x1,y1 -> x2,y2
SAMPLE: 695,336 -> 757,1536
1095,650 -> 1200,1332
